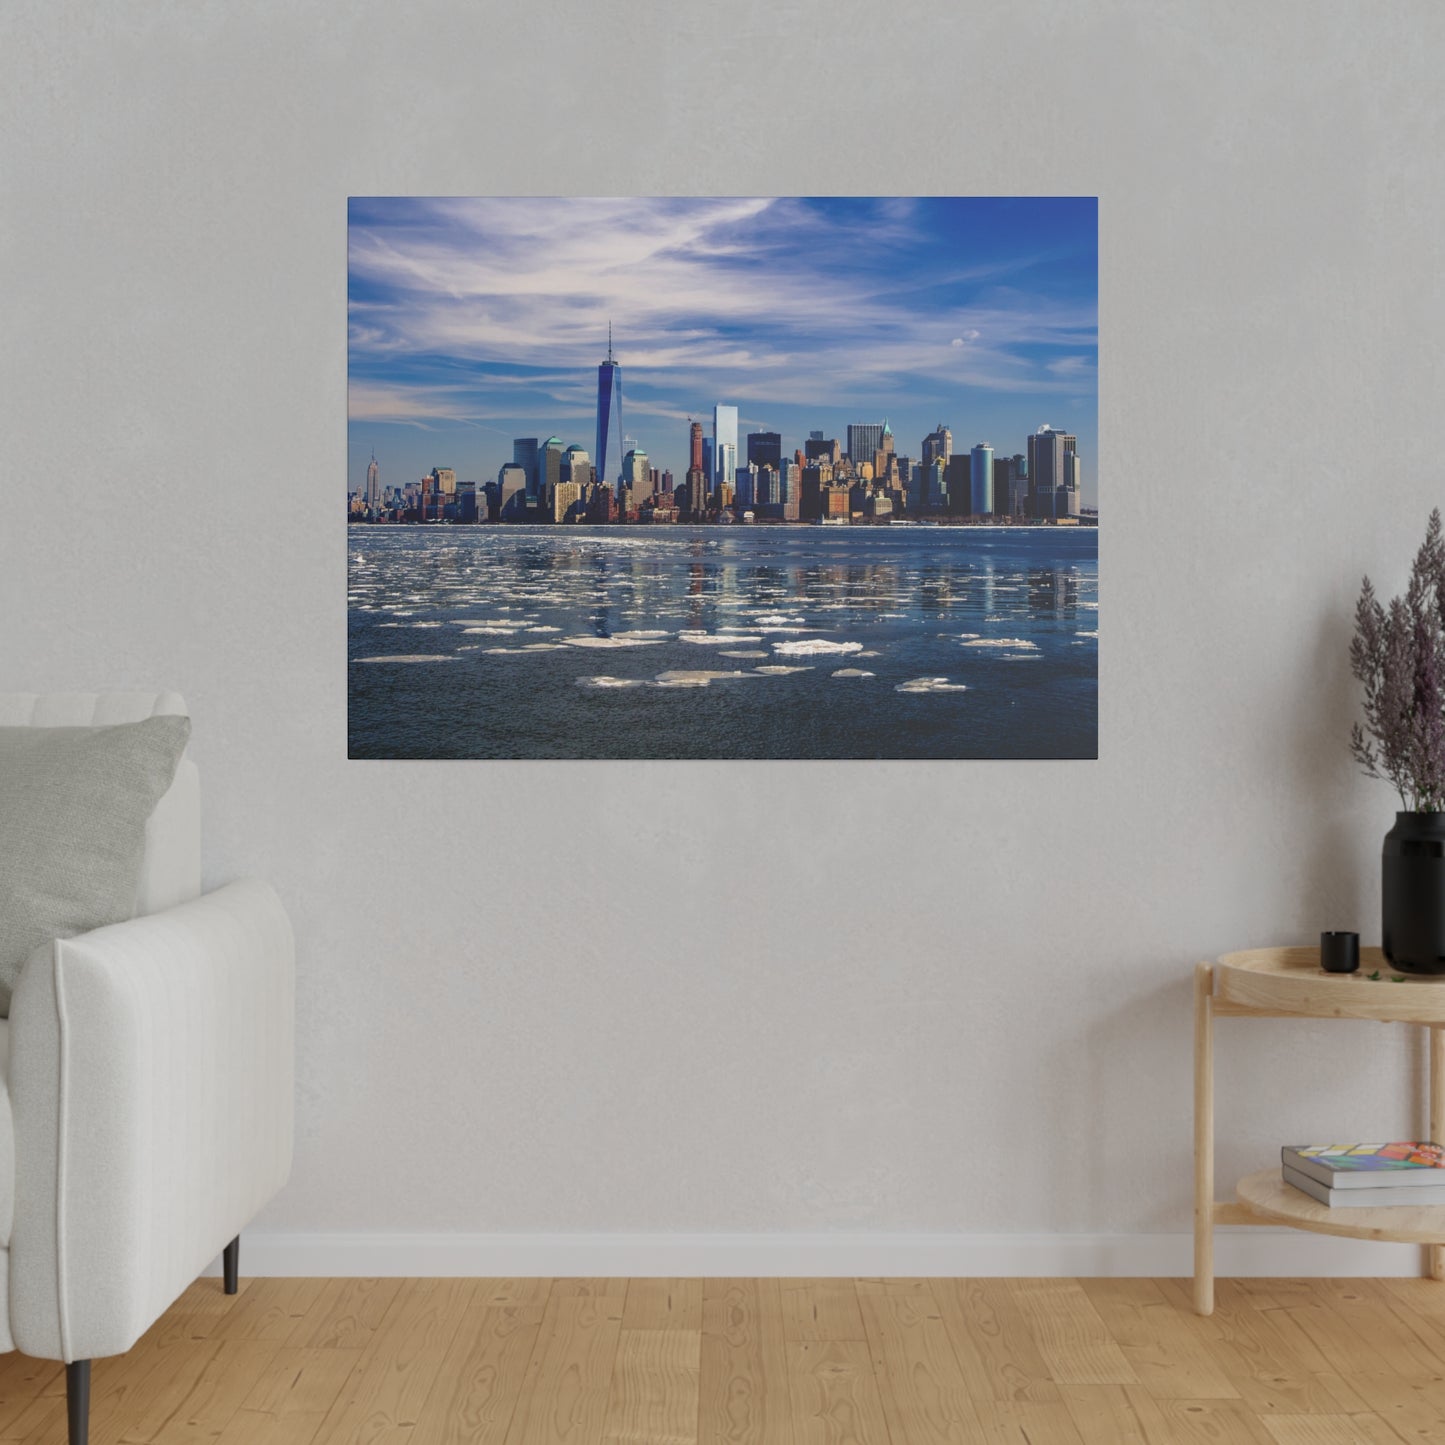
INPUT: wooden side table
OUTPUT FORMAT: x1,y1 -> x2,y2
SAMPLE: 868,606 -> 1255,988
1194,946 -> 1445,1315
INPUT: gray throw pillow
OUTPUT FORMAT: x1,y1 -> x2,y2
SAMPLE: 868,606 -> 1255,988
0,714 -> 192,1014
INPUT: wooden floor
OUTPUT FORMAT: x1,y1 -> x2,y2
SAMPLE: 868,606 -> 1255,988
5,1277 -> 1445,1443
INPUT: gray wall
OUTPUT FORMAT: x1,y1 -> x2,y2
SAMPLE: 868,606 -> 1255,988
2,0 -> 1442,1246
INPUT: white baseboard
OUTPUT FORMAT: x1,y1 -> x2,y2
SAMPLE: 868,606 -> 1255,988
204,1229 -> 1430,1278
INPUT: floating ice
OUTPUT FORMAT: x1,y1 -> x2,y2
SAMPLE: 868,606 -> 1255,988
750,613 -> 806,626
353,654 -> 456,664
576,675 -> 645,689
959,638 -> 1038,649
1075,629 -> 1098,638
719,650 -> 769,659
678,632 -> 764,645
653,669 -> 757,688
563,634 -> 668,649
483,643 -> 568,654
527,626 -> 562,634
462,626 -> 518,635
832,668 -> 876,679
896,677 -> 968,694
753,665 -> 812,675
772,639 -> 864,656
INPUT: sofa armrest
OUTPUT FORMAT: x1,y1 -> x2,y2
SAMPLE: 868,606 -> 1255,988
7,879 -> 294,1361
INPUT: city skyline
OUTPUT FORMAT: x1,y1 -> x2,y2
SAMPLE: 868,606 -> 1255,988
347,197 -> 1097,504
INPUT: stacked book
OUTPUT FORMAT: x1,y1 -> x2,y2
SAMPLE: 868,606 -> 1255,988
1283,1143 -> 1445,1207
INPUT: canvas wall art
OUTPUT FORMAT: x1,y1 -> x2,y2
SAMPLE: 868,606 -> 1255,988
347,197 -> 1098,760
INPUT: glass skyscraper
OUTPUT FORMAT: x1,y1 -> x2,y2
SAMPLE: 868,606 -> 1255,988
595,326 -> 623,483
713,404 -> 738,488
970,444 -> 994,515
847,423 -> 883,469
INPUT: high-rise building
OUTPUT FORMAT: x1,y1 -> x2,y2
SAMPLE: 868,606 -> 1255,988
715,441 -> 735,494
970,444 -> 994,516
993,456 -> 1024,518
497,463 -> 528,522
551,480 -> 583,524
564,445 -> 594,493
595,326 -> 623,483
1027,426 -> 1076,519
712,405 -> 738,488
431,467 -> 456,496
365,450 -> 380,513
702,437 -> 713,486
622,448 -> 650,494
945,455 -> 971,515
513,438 -> 539,497
538,437 -> 565,507
923,424 -> 953,471
746,431 -> 782,469
734,464 -> 757,510
927,457 -> 948,511
689,420 -> 704,474
805,435 -> 840,463
847,422 -> 884,469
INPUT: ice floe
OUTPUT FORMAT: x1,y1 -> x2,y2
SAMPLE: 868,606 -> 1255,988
354,654 -> 456,664
653,669 -> 756,688
959,638 -> 1038,649
772,639 -> 864,656
895,677 -> 968,694
719,650 -> 769,659
563,634 -> 669,648
832,668 -> 876,679
678,632 -> 764,645
576,675 -> 646,689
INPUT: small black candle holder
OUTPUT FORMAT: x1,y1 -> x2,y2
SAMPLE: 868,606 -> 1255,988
1320,931 -> 1360,974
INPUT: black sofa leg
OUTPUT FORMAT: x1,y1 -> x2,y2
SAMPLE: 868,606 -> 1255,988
66,1360 -> 90,1445
223,1235 -> 240,1295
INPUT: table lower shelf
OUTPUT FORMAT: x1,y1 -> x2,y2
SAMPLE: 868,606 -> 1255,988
1234,1168 -> 1445,1244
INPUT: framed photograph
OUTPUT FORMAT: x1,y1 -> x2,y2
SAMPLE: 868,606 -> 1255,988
348,197 -> 1097,760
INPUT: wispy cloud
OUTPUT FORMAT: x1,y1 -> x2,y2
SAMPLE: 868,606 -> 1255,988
346,196 -> 1097,491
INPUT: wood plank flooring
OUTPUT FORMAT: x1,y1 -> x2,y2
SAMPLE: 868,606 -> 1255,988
5,1278 -> 1445,1443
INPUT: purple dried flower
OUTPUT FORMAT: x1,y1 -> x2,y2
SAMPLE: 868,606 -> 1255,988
1352,510 -> 1445,811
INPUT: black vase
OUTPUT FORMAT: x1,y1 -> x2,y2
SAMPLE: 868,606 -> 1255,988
1383,812 -> 1445,974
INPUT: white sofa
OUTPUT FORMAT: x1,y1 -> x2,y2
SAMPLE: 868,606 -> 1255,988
0,692 -> 294,1445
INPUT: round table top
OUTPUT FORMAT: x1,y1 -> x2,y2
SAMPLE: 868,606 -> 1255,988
1236,1167 -> 1445,1243
1216,946 -> 1445,1023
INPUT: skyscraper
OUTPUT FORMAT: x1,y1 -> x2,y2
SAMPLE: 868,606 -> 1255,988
923,424 -> 952,471
970,444 -> 994,515
689,420 -> 704,474
713,404 -> 738,488
1027,426 -> 1076,519
746,431 -> 782,469
513,438 -> 539,498
365,450 -> 379,513
538,437 -> 565,509
847,422 -> 884,469
595,325 -> 623,483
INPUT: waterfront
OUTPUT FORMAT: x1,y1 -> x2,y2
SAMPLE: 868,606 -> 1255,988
347,525 -> 1098,760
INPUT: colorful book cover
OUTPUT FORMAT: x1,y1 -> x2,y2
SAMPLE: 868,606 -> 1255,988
1286,1143 -> 1445,1172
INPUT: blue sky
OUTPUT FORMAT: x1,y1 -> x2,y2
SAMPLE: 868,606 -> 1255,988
347,197 -> 1097,504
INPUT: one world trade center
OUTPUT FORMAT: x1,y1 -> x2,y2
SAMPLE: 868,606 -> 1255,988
595,324 -> 623,485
